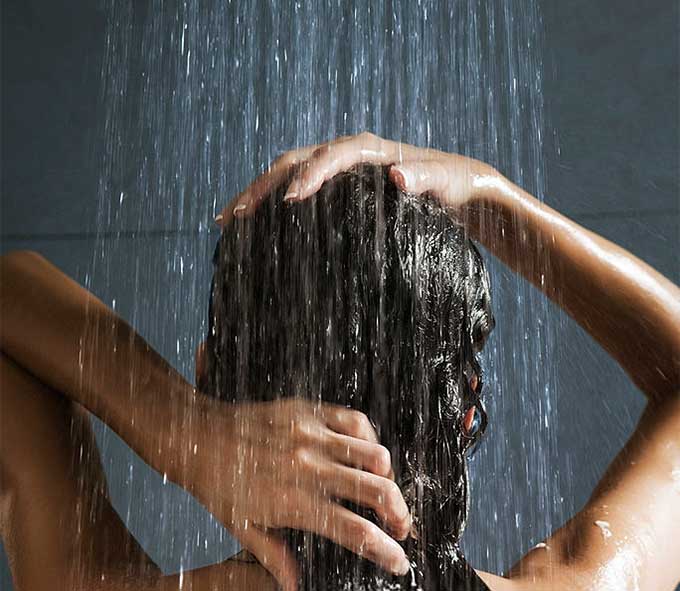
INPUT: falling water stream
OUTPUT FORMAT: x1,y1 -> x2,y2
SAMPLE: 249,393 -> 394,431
85,0 -> 566,585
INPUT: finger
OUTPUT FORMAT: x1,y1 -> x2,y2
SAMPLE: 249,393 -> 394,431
235,525 -> 299,591
287,498 -> 410,576
216,144 -> 320,226
388,160 -> 454,200
323,405 -> 380,443
323,430 -> 393,479
283,132 -> 426,203
309,455 -> 410,540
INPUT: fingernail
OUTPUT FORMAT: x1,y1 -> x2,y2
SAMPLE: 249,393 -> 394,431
283,191 -> 298,202
392,167 -> 411,191
214,214 -> 223,224
233,204 -> 247,217
394,554 -> 410,576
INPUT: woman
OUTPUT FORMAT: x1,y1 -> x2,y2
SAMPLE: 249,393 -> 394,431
1,133 -> 678,590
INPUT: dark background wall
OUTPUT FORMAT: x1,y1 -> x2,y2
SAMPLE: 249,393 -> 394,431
1,0 -> 678,589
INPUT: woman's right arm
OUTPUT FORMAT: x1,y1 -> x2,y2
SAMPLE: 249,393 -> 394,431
401,158 -> 680,589
463,174 -> 679,404
457,167 -> 680,590
225,132 -> 680,589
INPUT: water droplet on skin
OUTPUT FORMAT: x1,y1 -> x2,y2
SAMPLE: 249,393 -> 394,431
594,520 -> 613,539
671,468 -> 680,493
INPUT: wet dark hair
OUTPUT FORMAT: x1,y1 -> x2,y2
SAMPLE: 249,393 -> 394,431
205,164 -> 494,590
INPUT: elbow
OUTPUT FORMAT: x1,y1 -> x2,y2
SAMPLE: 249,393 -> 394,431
0,250 -> 49,342
1,249 -> 46,269
0,250 -> 49,285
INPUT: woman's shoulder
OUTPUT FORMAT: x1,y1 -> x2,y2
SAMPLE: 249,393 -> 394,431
476,565 -> 588,591
476,570 -> 524,591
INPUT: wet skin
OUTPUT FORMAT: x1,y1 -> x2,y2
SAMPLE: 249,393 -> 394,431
2,133 -> 680,590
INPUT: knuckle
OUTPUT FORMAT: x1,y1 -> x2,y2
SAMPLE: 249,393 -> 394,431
432,160 -> 448,175
271,153 -> 287,169
347,518 -> 370,542
290,445 -> 312,467
273,397 -> 291,414
288,397 -> 308,411
289,418 -> 312,442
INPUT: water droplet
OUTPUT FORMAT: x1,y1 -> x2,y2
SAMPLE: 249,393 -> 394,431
671,468 -> 680,493
594,520 -> 613,539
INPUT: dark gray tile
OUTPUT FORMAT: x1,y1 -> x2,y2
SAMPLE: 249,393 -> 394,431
542,0 -> 679,216
1,1 -> 106,237
3,0 -> 677,240
0,546 -> 12,591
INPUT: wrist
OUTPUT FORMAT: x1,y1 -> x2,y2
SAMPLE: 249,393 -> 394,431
157,391 -> 243,500
464,166 -> 537,245
468,164 -> 513,212
103,363 -> 205,486
152,385 -> 213,487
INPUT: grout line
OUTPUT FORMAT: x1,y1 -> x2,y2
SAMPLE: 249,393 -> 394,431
0,209 -> 677,243
0,229 -> 223,242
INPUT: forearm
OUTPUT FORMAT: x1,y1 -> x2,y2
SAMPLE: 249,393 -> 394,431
80,561 -> 276,591
466,172 -> 680,402
0,250 -> 197,479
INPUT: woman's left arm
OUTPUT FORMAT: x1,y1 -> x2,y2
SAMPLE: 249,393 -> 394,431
0,250 -> 412,591
0,250 -> 198,476
0,251 -> 302,587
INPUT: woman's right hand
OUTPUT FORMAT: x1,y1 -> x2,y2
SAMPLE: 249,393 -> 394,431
172,396 -> 411,591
